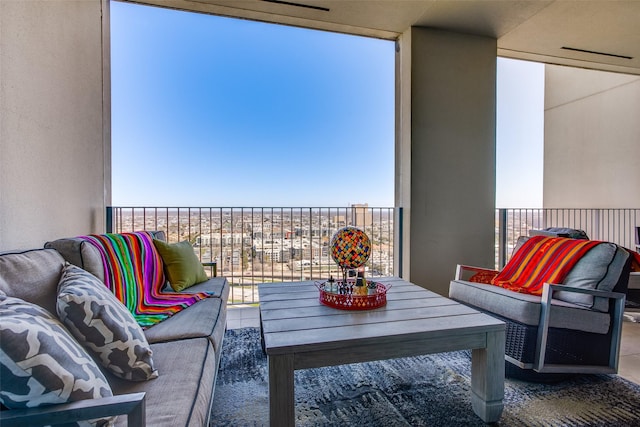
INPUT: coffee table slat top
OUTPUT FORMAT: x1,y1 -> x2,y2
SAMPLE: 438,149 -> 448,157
259,277 -> 426,303
262,303 -> 479,333
260,294 -> 460,316
259,278 -> 504,356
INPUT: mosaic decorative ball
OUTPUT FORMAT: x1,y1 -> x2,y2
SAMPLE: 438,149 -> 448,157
330,226 -> 371,269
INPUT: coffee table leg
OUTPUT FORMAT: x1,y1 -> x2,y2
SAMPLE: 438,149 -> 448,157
268,354 -> 294,427
471,329 -> 505,423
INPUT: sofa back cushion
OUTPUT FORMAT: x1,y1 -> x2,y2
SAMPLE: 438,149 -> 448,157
0,249 -> 65,315
45,231 -> 167,283
45,238 -> 106,282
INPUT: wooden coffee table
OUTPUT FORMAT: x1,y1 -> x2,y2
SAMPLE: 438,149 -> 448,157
258,277 -> 505,426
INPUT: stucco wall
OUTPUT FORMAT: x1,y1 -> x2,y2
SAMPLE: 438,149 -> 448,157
544,65 -> 640,208
0,0 -> 108,251
399,27 -> 497,295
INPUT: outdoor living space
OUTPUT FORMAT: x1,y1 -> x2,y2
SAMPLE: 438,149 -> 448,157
3,0 -> 640,426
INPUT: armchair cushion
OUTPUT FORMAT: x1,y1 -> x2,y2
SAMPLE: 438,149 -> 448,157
469,269 -> 498,284
449,279 -> 611,334
57,263 -> 158,381
491,236 -> 603,296
529,227 -> 589,239
556,242 -> 625,311
0,294 -> 113,421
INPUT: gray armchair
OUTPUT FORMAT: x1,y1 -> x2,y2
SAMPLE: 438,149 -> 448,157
450,238 -> 632,381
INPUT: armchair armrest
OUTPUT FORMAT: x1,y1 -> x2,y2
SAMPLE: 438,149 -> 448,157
535,283 -> 625,373
547,283 -> 626,300
202,261 -> 217,277
455,264 -> 499,280
0,392 -> 146,427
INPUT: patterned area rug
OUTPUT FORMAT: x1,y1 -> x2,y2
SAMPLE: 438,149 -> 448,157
210,328 -> 640,426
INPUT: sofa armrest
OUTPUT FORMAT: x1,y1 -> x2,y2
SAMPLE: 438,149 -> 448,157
535,283 -> 625,373
202,261 -> 217,277
455,264 -> 498,280
0,392 -> 146,427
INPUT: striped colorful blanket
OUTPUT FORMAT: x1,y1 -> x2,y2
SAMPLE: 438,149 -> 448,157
491,236 -> 602,296
81,232 -> 212,328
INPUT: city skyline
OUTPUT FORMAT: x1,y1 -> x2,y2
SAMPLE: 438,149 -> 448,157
112,205 -> 396,293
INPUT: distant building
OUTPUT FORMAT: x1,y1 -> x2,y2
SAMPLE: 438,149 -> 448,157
332,215 -> 346,227
351,203 -> 372,228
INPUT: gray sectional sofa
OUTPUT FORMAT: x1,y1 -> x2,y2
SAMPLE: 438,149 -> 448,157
0,231 -> 229,426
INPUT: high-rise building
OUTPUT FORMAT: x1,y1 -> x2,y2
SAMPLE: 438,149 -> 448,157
351,203 -> 372,228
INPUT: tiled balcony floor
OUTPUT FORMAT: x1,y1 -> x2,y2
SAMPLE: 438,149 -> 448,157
227,305 -> 261,329
227,305 -> 640,385
621,312 -> 640,384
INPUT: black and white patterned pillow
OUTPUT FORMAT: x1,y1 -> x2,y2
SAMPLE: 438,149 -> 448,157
57,264 -> 158,381
0,294 -> 113,425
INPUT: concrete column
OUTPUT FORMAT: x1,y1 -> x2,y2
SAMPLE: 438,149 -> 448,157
397,27 -> 497,296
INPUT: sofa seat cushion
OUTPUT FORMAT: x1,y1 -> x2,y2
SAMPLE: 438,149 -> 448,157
178,277 -> 230,302
449,279 -> 610,334
108,338 -> 216,427
0,249 -> 65,315
144,297 -> 227,354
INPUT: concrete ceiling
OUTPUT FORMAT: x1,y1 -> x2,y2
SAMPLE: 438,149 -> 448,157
129,0 -> 640,75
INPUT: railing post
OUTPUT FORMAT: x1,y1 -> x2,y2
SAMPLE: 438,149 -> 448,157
498,208 -> 507,269
398,207 -> 403,278
106,206 -> 113,234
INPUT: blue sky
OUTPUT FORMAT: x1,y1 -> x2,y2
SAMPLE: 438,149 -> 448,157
496,58 -> 544,208
111,2 -> 543,208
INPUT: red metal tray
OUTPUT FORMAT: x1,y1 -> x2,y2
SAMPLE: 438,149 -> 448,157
315,281 -> 391,310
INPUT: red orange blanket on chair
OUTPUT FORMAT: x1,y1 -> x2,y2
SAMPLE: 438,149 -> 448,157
81,232 -> 213,328
490,236 -> 602,296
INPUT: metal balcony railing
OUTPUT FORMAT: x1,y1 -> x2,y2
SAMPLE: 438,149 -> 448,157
496,208 -> 640,268
107,206 -> 397,304
107,206 -> 639,304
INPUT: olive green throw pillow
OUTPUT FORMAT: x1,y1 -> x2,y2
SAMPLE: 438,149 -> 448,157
153,240 -> 208,291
